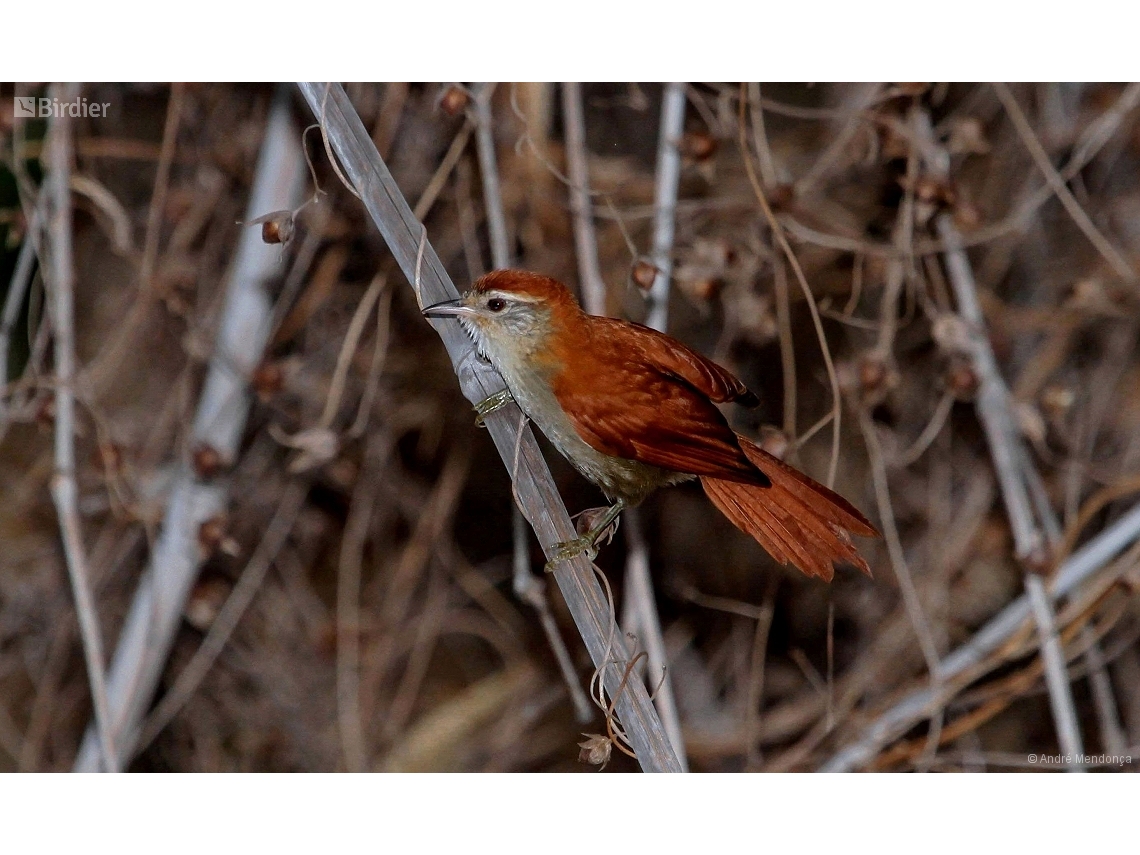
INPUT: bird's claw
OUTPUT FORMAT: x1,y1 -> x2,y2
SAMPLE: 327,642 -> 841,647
544,502 -> 624,572
544,536 -> 600,573
574,506 -> 620,543
473,388 -> 515,427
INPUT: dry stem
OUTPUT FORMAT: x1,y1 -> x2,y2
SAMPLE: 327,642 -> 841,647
73,88 -> 309,771
738,87 -> 843,488
473,82 -> 593,724
644,82 -> 685,332
992,83 -> 1135,283
561,83 -> 607,316
297,82 -> 682,772
936,213 -> 1085,769
45,82 -> 118,773
133,482 -> 308,754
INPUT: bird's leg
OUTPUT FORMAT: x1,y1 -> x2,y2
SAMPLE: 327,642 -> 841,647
545,499 -> 627,572
473,388 -> 515,426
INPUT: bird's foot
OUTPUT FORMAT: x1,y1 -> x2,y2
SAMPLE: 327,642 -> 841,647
544,501 -> 626,572
473,388 -> 514,426
543,534 -> 600,572
574,505 -> 622,543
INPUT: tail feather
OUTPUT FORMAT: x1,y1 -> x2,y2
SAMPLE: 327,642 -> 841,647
701,435 -> 878,581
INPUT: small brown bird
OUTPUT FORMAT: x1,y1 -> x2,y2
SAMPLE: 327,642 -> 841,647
424,270 -> 877,580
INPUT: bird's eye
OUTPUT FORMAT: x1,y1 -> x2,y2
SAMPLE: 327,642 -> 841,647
487,298 -> 506,312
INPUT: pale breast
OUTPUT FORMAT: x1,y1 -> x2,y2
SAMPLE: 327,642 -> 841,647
497,357 -> 687,504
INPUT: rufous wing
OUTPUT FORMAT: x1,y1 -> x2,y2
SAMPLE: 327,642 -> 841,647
551,318 -> 767,485
594,318 -> 759,407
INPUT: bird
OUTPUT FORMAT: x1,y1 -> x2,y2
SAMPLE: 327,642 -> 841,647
423,269 -> 878,581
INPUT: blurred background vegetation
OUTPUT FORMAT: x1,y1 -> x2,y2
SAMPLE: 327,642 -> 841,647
1,82 -> 1138,771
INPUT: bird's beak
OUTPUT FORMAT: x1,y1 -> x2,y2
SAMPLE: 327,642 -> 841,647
422,298 -> 477,318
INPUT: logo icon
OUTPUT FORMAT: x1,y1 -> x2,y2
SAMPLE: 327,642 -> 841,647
14,97 -> 36,118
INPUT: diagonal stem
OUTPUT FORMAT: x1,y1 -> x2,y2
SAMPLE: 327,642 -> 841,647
297,82 -> 681,772
992,82 -> 1135,283
473,81 -> 593,724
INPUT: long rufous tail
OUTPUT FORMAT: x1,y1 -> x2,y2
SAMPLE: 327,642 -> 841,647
701,435 -> 879,581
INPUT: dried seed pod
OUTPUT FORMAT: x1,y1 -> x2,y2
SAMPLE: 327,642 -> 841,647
858,353 -> 889,393
35,395 -> 56,431
1065,278 -> 1133,317
944,356 -> 979,401
675,237 -> 734,304
679,277 -> 722,302
185,576 -> 231,631
678,130 -> 718,162
630,259 -> 659,291
1014,401 -> 1047,448
198,514 -> 227,554
248,209 -> 295,245
1040,384 -> 1075,419
931,313 -> 973,356
269,424 -> 340,474
438,84 -> 470,117
853,352 -> 898,406
251,360 -> 285,402
1020,543 -> 1053,577
198,515 -> 240,560
946,116 -> 991,156
192,443 -> 225,479
577,733 -> 612,769
902,174 -> 957,207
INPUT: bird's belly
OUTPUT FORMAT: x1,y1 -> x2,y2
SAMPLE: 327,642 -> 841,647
500,365 -> 689,504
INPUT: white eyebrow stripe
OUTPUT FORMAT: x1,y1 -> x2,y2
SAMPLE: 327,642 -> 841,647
483,289 -> 541,304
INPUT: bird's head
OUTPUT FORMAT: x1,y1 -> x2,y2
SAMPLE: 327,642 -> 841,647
422,270 -> 580,367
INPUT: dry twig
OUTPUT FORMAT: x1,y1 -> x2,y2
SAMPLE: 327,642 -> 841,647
824,500 -> 1140,771
0,193 -> 43,440
644,82 -> 686,332
133,482 -> 308,754
992,83 -> 1135,283
561,83 -> 607,316
73,89 -> 309,771
297,82 -> 682,772
738,87 -> 843,488
472,82 -> 594,725
936,212 -> 1085,770
44,82 -> 119,773
612,81 -> 693,771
